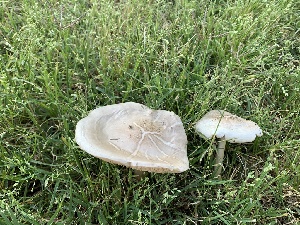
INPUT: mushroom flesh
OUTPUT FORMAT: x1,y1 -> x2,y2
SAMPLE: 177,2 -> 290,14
195,110 -> 262,178
75,102 -> 189,174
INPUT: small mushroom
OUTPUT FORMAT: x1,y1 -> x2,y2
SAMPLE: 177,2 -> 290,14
75,102 -> 189,177
195,110 -> 262,178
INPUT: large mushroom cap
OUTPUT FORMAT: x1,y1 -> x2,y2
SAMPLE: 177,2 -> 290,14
75,102 -> 189,173
195,110 -> 263,143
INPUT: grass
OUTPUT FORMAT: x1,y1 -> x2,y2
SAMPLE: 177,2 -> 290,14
0,0 -> 299,224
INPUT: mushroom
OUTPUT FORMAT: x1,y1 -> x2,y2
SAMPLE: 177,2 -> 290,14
195,110 -> 262,178
75,102 -> 189,178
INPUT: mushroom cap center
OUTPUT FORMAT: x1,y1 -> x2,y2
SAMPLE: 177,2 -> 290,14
97,109 -> 186,160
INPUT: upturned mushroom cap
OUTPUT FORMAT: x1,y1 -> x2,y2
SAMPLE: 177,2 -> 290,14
75,102 -> 189,173
195,110 -> 263,143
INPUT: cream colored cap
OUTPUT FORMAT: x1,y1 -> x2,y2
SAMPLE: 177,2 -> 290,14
75,102 -> 189,173
195,110 -> 263,143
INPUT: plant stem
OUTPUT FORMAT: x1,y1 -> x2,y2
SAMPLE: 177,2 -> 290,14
133,169 -> 147,181
214,136 -> 226,179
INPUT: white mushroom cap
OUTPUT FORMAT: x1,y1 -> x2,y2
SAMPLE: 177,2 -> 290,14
75,102 -> 189,173
195,110 -> 263,143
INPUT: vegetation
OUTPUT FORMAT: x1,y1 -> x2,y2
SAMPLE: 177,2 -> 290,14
1,0 -> 299,224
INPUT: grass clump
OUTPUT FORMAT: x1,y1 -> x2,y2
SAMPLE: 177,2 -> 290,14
1,0 -> 299,224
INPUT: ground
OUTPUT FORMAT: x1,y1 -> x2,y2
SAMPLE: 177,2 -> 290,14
0,0 -> 299,224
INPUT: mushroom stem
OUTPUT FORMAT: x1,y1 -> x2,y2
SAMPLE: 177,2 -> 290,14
214,136 -> 226,179
133,169 -> 147,181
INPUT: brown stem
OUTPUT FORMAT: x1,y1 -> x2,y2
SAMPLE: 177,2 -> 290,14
133,169 -> 147,181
